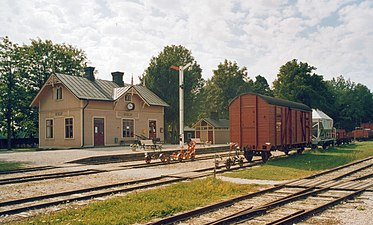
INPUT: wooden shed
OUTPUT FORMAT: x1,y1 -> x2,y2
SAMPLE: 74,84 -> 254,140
193,112 -> 229,144
229,93 -> 312,161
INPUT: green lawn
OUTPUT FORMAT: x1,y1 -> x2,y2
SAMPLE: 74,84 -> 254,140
13,178 -> 263,225
225,141 -> 373,180
0,161 -> 24,172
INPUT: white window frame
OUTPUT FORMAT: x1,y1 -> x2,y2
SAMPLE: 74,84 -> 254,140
122,118 -> 135,138
124,94 -> 132,102
56,86 -> 63,100
45,118 -> 54,139
64,117 -> 74,139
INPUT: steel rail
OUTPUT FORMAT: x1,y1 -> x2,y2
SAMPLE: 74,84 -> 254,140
0,169 -> 103,185
331,163 -> 373,180
148,156 -> 373,225
352,172 -> 373,181
268,188 -> 370,225
301,156 -> 373,180
204,186 -> 333,225
0,166 -> 58,175
148,186 -> 283,225
0,176 -> 187,216
0,176 -> 165,208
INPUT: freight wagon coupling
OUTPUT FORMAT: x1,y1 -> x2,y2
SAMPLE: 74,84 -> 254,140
229,92 -> 312,163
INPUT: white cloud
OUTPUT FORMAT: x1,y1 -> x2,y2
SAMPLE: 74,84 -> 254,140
0,0 -> 372,90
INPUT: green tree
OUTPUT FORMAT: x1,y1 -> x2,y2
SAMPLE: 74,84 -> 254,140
19,38 -> 88,138
273,59 -> 330,109
252,75 -> 273,96
203,60 -> 253,119
0,37 -> 23,149
0,37 -> 88,148
327,76 -> 373,130
23,38 -> 87,90
141,45 -> 204,143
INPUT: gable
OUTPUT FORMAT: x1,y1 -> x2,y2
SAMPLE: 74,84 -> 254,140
31,75 -> 79,106
193,118 -> 229,129
114,85 -> 169,107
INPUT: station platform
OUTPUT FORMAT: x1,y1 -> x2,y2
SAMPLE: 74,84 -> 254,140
0,144 -> 230,167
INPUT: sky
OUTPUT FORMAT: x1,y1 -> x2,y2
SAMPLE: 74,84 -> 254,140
1,0 -> 372,91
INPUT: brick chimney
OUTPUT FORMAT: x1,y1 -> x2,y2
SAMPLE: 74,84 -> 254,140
85,67 -> 95,81
112,71 -> 124,87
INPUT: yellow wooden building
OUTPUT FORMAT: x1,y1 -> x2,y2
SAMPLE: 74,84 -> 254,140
31,67 -> 169,148
192,113 -> 229,144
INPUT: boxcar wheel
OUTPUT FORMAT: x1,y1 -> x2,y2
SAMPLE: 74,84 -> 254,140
244,149 -> 253,162
297,148 -> 304,154
261,151 -> 270,163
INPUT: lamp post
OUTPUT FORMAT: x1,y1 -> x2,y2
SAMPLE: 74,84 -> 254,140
171,62 -> 192,147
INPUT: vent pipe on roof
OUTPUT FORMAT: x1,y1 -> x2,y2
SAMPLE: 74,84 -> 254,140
85,67 -> 95,81
112,71 -> 124,87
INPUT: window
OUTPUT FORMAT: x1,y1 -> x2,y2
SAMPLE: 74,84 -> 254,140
122,119 -> 134,137
125,94 -> 132,102
56,86 -> 63,100
65,118 -> 73,138
46,119 -> 53,138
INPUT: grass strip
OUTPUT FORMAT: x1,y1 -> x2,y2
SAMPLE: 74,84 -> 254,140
225,141 -> 373,180
0,161 -> 24,172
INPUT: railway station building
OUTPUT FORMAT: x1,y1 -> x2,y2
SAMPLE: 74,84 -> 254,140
31,67 -> 169,149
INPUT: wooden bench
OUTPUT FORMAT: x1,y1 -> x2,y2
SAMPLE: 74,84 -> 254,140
191,138 -> 205,147
140,140 -> 162,150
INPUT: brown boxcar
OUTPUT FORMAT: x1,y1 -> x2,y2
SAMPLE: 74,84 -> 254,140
361,123 -> 373,130
229,93 -> 312,162
352,129 -> 370,141
335,129 -> 351,145
336,129 -> 346,139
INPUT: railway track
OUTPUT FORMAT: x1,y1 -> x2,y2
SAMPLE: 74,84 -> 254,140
0,151 -> 233,186
0,153 -> 262,217
0,150 -> 353,221
0,169 -> 104,185
0,166 -> 58,175
148,156 -> 373,225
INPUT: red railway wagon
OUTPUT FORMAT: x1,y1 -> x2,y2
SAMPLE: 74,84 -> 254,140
352,129 -> 371,141
336,129 -> 346,139
229,93 -> 312,162
335,129 -> 351,145
361,123 -> 373,130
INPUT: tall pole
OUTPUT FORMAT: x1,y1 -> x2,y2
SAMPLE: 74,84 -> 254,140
179,67 -> 184,148
171,63 -> 191,148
